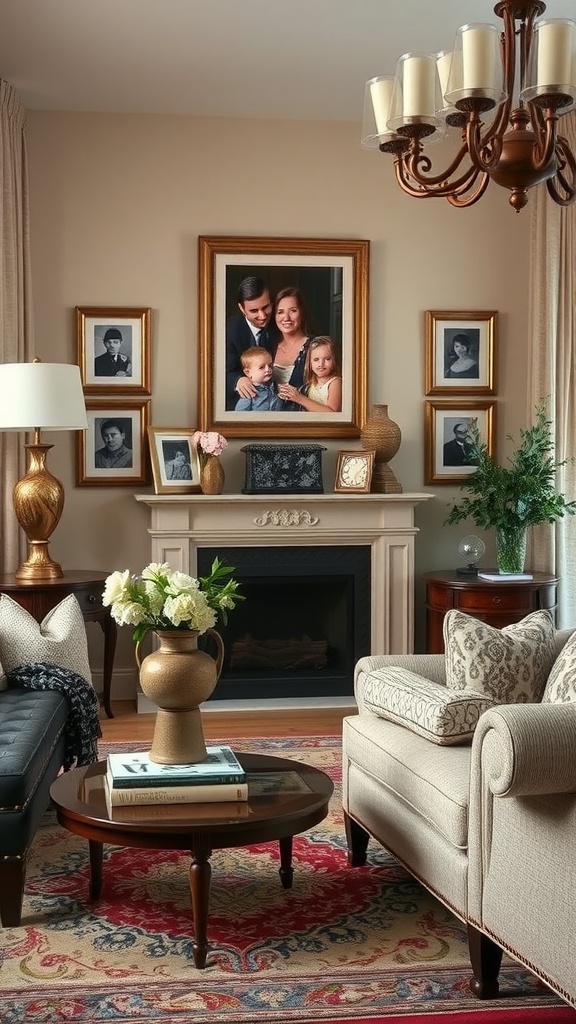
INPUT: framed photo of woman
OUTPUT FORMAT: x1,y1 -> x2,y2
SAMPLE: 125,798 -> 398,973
197,235 -> 369,439
425,310 -> 497,396
425,400 -> 496,485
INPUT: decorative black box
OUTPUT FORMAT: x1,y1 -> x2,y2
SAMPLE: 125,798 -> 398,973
241,444 -> 326,494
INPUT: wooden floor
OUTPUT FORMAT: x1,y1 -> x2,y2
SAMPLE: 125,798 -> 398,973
100,702 -> 356,743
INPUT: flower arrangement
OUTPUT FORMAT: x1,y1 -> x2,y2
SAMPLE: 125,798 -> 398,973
102,557 -> 243,643
192,431 -> 228,459
445,403 -> 576,533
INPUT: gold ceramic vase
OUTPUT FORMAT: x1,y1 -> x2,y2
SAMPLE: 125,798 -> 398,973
200,455 -> 225,495
135,628 -> 224,763
360,404 -> 402,493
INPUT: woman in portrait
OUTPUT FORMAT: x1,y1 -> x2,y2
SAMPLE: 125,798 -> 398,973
272,287 -> 314,411
445,333 -> 479,380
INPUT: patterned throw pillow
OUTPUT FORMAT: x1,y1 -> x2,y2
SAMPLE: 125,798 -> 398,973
444,609 -> 556,704
542,630 -> 576,703
361,666 -> 494,745
0,594 -> 92,687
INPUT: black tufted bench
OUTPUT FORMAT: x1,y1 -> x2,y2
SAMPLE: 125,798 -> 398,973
0,686 -> 68,926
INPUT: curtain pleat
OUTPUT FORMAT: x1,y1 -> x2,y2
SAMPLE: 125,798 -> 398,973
0,80 -> 33,574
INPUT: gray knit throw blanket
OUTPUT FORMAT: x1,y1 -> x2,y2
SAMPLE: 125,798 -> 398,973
6,661 -> 101,770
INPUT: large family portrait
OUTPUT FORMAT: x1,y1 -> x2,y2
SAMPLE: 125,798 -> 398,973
198,236 -> 369,439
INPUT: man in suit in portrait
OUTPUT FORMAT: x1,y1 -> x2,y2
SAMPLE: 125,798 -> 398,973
225,276 -> 279,410
443,421 -> 477,466
94,327 -> 132,377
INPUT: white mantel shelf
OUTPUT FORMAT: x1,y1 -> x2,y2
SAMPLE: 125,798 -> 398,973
135,492 -> 431,658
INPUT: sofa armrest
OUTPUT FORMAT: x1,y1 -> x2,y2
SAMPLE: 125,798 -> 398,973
472,702 -> 576,797
354,654 -> 447,713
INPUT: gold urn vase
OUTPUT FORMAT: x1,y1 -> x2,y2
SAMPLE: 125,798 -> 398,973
135,628 -> 224,764
360,404 -> 402,493
200,455 -> 225,495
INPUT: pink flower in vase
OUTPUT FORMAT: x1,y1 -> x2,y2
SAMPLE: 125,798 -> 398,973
192,431 -> 228,458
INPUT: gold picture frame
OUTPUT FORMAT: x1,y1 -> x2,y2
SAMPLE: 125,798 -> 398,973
424,400 -> 496,485
77,399 -> 150,486
147,427 -> 202,494
334,450 -> 375,493
77,306 -> 152,395
198,235 -> 369,439
425,310 -> 497,396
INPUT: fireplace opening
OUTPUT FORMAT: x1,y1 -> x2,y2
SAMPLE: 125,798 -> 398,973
197,545 -> 371,701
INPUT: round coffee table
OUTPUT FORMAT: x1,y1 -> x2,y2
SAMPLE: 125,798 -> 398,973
50,751 -> 334,968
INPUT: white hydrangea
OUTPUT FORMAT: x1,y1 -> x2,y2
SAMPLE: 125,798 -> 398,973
102,569 -> 131,607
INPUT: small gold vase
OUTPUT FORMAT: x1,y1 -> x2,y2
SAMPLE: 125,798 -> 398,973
200,455 -> 225,495
360,404 -> 402,493
135,629 -> 224,763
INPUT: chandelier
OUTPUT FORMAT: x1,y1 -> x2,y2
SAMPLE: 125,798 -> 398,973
361,1 -> 576,211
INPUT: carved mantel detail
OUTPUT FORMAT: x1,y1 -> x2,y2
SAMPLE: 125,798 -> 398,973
254,509 -> 319,527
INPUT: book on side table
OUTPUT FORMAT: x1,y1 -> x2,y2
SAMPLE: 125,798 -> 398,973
105,744 -> 248,807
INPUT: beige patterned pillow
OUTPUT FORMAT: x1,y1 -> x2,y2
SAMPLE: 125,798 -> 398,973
361,666 -> 494,745
542,630 -> 576,703
444,609 -> 555,704
0,594 -> 92,685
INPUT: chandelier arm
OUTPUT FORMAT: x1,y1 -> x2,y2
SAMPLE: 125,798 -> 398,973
546,138 -> 576,205
395,155 -> 482,199
446,172 -> 491,208
466,117 -> 503,173
530,109 -> 560,172
400,138 -> 476,188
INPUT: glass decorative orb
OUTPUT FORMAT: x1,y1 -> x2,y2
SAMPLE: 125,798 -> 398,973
457,534 -> 486,575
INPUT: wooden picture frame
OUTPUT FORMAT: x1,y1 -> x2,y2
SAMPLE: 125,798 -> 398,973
425,400 -> 496,484
198,235 -> 369,439
77,306 -> 152,395
425,310 -> 497,395
77,399 -> 150,486
147,427 -> 202,494
334,450 -> 375,493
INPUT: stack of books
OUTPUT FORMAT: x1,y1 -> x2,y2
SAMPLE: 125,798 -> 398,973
104,744 -> 248,813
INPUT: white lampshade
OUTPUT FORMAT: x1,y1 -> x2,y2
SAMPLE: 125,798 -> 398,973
0,361 -> 88,431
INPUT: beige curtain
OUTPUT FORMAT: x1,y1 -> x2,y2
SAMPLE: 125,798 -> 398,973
528,110 -> 576,627
0,80 -> 33,574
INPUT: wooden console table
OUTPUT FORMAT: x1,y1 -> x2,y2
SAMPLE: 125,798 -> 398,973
0,570 -> 117,718
423,569 -> 559,654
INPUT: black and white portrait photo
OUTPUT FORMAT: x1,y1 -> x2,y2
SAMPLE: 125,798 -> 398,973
425,310 -> 497,396
94,326 -> 133,378
425,400 -> 495,485
77,400 -> 149,486
76,306 -> 151,395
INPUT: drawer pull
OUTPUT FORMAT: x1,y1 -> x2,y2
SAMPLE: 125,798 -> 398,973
87,594 -> 97,604
491,596 -> 502,606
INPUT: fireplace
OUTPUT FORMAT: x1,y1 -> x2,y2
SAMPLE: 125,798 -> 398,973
197,545 -> 371,701
135,491 -> 430,708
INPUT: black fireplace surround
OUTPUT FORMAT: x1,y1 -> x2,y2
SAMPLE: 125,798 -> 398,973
197,545 -> 371,701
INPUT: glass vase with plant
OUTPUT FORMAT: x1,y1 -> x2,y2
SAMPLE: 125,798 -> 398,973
445,403 -> 576,573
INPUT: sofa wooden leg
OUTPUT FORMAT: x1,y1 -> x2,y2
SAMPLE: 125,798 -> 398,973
344,810 -> 370,866
0,856 -> 25,927
467,923 -> 503,999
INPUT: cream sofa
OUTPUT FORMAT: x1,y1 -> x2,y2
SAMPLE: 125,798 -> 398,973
342,620 -> 576,1007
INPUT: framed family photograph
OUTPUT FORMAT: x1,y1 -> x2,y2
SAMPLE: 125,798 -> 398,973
425,310 -> 497,395
76,399 -> 150,486
147,427 -> 202,494
76,306 -> 152,395
334,450 -> 375,493
198,235 -> 369,439
424,400 -> 496,485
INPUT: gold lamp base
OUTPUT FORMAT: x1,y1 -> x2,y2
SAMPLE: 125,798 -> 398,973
14,440 -> 65,581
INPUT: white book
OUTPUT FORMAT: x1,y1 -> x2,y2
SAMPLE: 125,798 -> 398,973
107,745 -> 245,788
105,777 -> 249,806
478,572 -> 534,582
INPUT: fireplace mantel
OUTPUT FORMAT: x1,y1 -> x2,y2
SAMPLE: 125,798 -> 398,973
136,493 -> 431,660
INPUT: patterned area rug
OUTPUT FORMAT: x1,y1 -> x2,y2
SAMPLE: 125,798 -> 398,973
1,735 -> 573,1024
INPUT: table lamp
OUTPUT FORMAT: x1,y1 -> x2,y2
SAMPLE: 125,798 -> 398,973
0,359 -> 88,580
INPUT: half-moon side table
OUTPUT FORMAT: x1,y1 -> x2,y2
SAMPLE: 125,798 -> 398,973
0,570 -> 117,718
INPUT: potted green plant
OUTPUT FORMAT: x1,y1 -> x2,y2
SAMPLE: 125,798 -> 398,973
445,403 -> 576,573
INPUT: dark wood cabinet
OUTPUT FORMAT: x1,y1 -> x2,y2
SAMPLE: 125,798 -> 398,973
423,570 -> 559,654
0,570 -> 117,717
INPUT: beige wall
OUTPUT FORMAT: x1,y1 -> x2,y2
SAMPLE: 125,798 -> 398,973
24,110 -> 530,680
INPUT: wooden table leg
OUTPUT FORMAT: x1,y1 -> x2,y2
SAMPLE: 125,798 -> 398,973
88,839 -> 104,898
189,844 -> 212,969
99,613 -> 117,719
279,835 -> 293,889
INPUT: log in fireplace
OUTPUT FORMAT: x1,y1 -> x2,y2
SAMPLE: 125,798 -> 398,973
197,545 -> 371,701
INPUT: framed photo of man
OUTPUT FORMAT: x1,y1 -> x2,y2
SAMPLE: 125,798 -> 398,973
425,400 -> 496,484
77,399 -> 150,486
147,427 -> 202,494
197,235 -> 369,439
425,310 -> 497,396
77,306 -> 152,395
